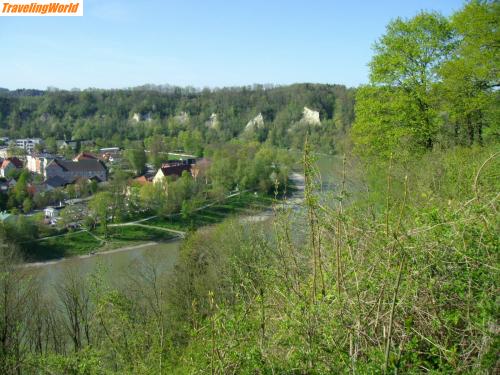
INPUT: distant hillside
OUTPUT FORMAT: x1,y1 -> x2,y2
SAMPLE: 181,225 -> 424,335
0,83 -> 355,153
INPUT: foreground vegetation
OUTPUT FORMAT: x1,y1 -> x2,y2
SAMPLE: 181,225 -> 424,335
0,144 -> 497,373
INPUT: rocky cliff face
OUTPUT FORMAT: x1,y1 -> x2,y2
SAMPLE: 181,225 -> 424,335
175,111 -> 190,124
131,112 -> 152,122
301,107 -> 321,125
205,113 -> 219,129
244,113 -> 265,132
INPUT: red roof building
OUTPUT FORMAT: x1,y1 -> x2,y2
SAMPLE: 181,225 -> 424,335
73,152 -> 98,161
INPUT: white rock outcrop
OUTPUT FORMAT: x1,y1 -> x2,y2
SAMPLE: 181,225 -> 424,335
205,113 -> 219,129
132,112 -> 152,122
175,111 -> 190,124
302,107 -> 321,125
244,113 -> 264,132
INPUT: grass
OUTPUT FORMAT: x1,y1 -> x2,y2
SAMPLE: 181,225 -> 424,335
29,231 -> 102,261
104,225 -> 176,243
146,192 -> 275,231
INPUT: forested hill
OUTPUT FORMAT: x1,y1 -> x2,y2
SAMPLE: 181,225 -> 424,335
0,83 -> 355,153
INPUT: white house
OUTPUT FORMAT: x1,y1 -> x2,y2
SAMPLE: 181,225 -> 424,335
26,154 -> 55,175
15,138 -> 42,153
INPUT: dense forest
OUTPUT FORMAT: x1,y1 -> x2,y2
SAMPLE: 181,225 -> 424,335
0,1 -> 498,374
0,83 -> 355,153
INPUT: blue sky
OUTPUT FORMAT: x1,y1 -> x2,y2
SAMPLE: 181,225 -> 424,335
0,0 -> 465,90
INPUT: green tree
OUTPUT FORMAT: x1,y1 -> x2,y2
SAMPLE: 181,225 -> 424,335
145,136 -> 168,169
353,12 -> 455,156
439,0 -> 499,145
22,197 -> 32,214
126,144 -> 147,176
13,169 -> 30,205
88,192 -> 112,237
44,137 -> 58,154
58,205 -> 84,230
139,183 -> 163,213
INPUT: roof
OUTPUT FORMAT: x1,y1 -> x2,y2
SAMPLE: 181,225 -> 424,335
164,159 -> 196,166
28,153 -> 55,159
44,175 -> 69,188
48,159 -> 107,173
1,157 -> 23,169
0,160 -> 9,170
133,175 -> 152,185
73,152 -> 98,161
158,163 -> 191,177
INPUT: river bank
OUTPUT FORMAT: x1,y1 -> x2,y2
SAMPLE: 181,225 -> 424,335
21,241 -> 161,268
22,174 -> 306,269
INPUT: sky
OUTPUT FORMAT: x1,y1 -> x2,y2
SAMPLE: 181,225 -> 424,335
0,0 -> 465,90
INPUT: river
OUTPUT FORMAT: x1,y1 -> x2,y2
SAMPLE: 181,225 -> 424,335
30,240 -> 181,294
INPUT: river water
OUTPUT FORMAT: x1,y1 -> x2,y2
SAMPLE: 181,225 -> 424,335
30,240 -> 181,293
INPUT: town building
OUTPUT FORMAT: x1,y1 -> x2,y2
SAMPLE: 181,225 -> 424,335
44,204 -> 65,224
0,157 -> 23,177
57,139 -> 94,151
73,152 -> 98,161
26,153 -> 55,175
99,147 -> 121,163
57,140 -> 78,150
153,159 -> 196,184
43,175 -> 70,191
45,158 -> 108,182
0,179 -> 16,193
15,138 -> 42,153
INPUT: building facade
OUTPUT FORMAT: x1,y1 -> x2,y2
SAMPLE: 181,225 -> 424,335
15,138 -> 42,153
26,154 -> 55,175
